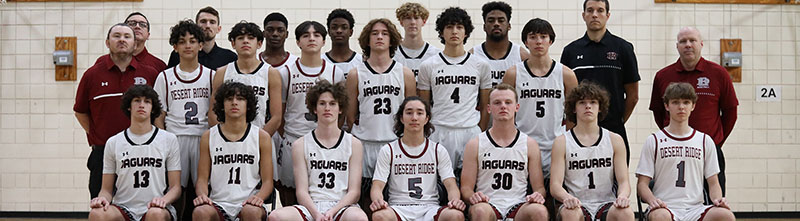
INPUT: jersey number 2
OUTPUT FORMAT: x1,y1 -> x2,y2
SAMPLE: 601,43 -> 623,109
184,102 -> 199,125
133,170 -> 150,188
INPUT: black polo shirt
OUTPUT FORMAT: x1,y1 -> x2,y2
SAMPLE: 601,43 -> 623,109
560,31 -> 640,131
167,43 -> 237,70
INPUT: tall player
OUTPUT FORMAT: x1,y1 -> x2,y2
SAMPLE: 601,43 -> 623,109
470,1 -> 529,87
89,85 -> 181,221
460,84 -> 548,221
370,97 -> 465,221
325,8 -> 362,76
550,82 -> 634,221
210,21 -> 282,136
345,18 -> 417,213
268,80 -> 368,221
193,82 -> 274,221
393,3 -> 441,79
259,12 -> 298,71
277,21 -> 345,206
501,18 -> 578,178
636,83 -> 735,221
418,7 -> 491,173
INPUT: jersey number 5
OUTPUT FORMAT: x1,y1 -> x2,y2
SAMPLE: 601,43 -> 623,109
408,177 -> 423,199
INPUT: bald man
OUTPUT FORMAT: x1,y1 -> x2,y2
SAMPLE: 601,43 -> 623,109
649,27 -> 738,197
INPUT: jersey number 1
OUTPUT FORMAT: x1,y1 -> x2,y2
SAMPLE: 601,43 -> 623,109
676,161 -> 686,187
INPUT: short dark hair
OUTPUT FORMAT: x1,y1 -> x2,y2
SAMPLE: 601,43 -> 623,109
120,84 -> 162,124
213,81 -> 258,123
490,83 -> 517,102
326,8 -> 355,30
169,20 -> 206,46
305,79 -> 348,121
394,96 -> 435,138
228,21 -> 264,42
196,6 -> 220,23
663,82 -> 698,104
564,81 -> 610,123
358,18 -> 402,58
264,12 -> 288,29
106,23 -> 135,40
583,0 -> 610,12
481,1 -> 512,21
125,12 -> 150,31
435,7 -> 474,45
521,18 -> 556,45
295,21 -> 328,41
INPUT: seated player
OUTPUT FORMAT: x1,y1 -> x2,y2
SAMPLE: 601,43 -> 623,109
88,85 -> 181,221
460,83 -> 548,221
193,82 -> 274,221
268,80 -> 368,221
550,82 -> 634,220
636,83 -> 735,221
370,97 -> 466,221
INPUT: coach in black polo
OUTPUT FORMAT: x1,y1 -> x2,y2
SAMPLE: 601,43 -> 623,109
561,0 -> 640,163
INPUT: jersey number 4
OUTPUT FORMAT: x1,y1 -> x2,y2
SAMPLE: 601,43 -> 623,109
318,172 -> 335,189
133,170 -> 150,188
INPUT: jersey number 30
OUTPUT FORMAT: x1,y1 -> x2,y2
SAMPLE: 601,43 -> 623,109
492,173 -> 513,190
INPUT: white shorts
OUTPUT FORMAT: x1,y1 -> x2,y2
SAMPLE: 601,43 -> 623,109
277,134 -> 301,187
211,201 -> 270,221
176,135 -> 200,187
488,201 -> 526,219
113,203 -> 177,221
646,205 -> 714,221
293,201 -> 358,220
558,202 -> 613,220
361,139 -> 393,178
391,204 -> 445,221
428,125 -> 481,170
271,133 -> 282,181
540,148 -> 552,179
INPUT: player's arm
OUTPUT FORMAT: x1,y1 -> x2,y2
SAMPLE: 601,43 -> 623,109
92,141 -> 117,209
703,135 -> 728,208
329,137 -> 364,216
75,112 -> 91,134
264,68 -> 283,136
369,146 -> 391,212
478,88 -> 490,131
417,62 -> 432,104
194,131 -> 212,206
402,67 -> 417,97
706,174 -> 728,209
292,136 -> 324,218
251,130 -> 274,204
501,66 -> 516,86
345,69 -> 360,130
563,67 -> 579,130
459,137 -> 484,204
208,67 -> 227,127
622,82 -> 639,123
635,136 -> 667,209
519,46 -> 530,61
154,136 -> 183,208
438,146 -> 466,211
153,72 -> 168,129
549,135 -> 579,208
610,133 -> 631,208
526,137 -> 546,204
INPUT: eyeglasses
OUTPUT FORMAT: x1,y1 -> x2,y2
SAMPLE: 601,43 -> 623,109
126,20 -> 149,29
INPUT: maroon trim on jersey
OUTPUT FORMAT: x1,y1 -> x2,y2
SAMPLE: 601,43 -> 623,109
697,206 -> 713,221
652,134 -> 659,163
661,128 -> 696,141
579,206 -> 592,221
399,139 -> 429,159
434,143 -> 439,165
392,208 -> 402,220
292,206 -> 309,221
162,71 -> 170,111
505,202 -> 526,218
173,66 -> 204,83
296,59 -> 326,77
333,207 -> 346,221
595,202 -> 614,220
388,142 -> 394,172
702,135 -> 706,161
487,203 -> 503,219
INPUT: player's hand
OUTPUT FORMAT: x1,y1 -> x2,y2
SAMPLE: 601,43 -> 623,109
193,195 -> 212,206
312,211 -> 330,221
447,199 -> 466,211
148,197 -> 167,208
369,199 -> 389,212
89,197 -> 110,210
321,210 -> 337,221
713,198 -> 730,210
243,195 -> 264,206
646,198 -> 668,210
469,192 -> 490,205
525,192 -> 545,204
614,196 -> 630,208
562,196 -> 581,209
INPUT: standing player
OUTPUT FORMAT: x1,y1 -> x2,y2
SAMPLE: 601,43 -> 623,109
393,3 -> 441,79
470,1 -> 529,87
501,18 -> 578,178
88,85 -> 181,221
193,82 -> 274,221
276,21 -> 345,206
167,7 -> 238,70
324,8 -> 362,76
460,84 -> 548,221
550,82 -> 634,221
418,7 -> 491,172
268,80 -> 368,221
345,18 -> 416,213
370,97 -> 465,221
636,83 -> 735,221
259,12 -> 298,71
210,21 -> 283,136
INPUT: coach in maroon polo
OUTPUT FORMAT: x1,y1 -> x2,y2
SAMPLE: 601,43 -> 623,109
95,12 -> 167,72
650,27 -> 738,196
74,23 -> 159,199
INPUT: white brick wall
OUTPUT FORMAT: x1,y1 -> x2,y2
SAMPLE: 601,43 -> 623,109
0,0 -> 798,212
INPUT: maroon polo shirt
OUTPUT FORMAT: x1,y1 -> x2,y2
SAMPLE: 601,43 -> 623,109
649,57 -> 739,146
74,55 -> 158,146
95,47 -> 167,73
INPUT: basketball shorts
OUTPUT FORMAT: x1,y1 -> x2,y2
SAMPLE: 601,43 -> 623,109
277,133 -> 301,188
211,201 -> 269,221
391,204 -> 446,221
293,201 -> 358,220
488,201 -> 526,219
362,139 -> 393,178
271,133 -> 282,182
559,202 -> 613,221
177,135 -> 200,187
428,125 -> 481,170
646,205 -> 713,221
113,203 -> 177,221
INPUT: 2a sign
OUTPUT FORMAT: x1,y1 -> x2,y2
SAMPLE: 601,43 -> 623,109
756,85 -> 781,102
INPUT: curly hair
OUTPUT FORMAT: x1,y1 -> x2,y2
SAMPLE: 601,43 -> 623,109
435,7 -> 474,45
521,18 -> 556,45
393,96 -> 435,138
358,18 -> 402,58
120,84 -> 162,124
663,82 -> 697,104
395,2 -> 429,21
564,81 -> 610,123
326,8 -> 355,30
295,21 -> 328,41
305,79 -> 348,121
481,1 -> 512,21
213,81 -> 258,123
227,21 -> 264,42
169,20 -> 206,46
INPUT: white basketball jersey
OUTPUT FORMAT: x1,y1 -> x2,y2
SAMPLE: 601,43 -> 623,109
208,123 -> 262,216
155,65 -> 213,136
351,60 -> 405,142
475,130 -> 529,210
103,127 -> 180,220
304,130 -> 353,202
563,129 -> 616,204
515,61 -> 566,151
393,42 -> 441,80
417,53 -> 492,128
281,59 -> 344,138
471,42 -> 524,87
223,62 -> 271,128
383,139 -> 451,205
636,129 -> 719,209
323,52 -> 362,79
259,51 -> 298,74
